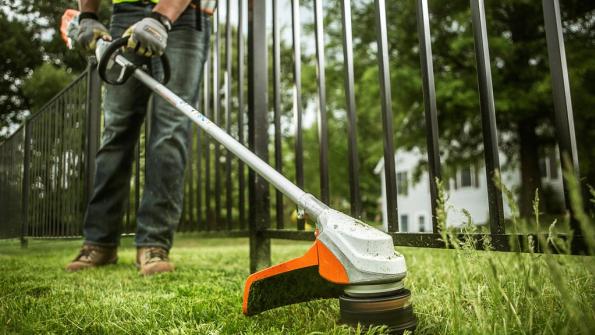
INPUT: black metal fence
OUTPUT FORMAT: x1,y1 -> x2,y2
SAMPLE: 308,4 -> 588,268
0,65 -> 98,241
0,127 -> 25,239
0,0 -> 589,264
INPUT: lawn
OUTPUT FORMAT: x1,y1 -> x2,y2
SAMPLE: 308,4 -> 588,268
0,234 -> 593,334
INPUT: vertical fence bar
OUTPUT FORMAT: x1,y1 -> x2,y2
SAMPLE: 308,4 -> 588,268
238,0 -> 246,230
340,0 -> 362,218
38,114 -> 43,236
79,79 -> 87,235
48,106 -> 54,236
417,0 -> 442,233
32,123 -> 38,238
291,0 -> 305,230
204,58 -> 212,230
225,0 -> 233,230
64,92 -> 70,236
56,107 -> 62,237
31,122 -> 36,237
58,100 -> 64,236
542,0 -> 582,235
314,0 -> 330,205
214,7 -> 222,229
374,0 -> 399,232
188,126 -> 195,229
47,107 -> 53,236
56,101 -> 63,236
470,0 -> 505,235
135,140 -> 140,214
53,102 -> 60,236
46,107 -> 52,236
38,114 -> 43,237
248,0 -> 271,272
21,121 -> 31,247
196,126 -> 203,229
68,88 -> 74,236
61,95 -> 67,236
272,0 -> 284,229
44,111 -> 50,236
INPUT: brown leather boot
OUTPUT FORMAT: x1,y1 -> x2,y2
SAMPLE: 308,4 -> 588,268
65,244 -> 118,272
137,247 -> 175,275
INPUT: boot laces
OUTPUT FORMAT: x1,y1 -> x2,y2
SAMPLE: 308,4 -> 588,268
144,247 -> 168,264
75,246 -> 96,262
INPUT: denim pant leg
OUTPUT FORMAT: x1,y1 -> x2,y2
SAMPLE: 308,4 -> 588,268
135,20 -> 211,250
83,64 -> 151,247
83,8 -> 152,247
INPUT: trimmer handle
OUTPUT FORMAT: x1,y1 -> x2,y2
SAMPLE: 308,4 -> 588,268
97,36 -> 171,86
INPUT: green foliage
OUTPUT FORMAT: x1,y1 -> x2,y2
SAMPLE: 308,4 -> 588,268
22,63 -> 76,112
295,0 -> 595,218
0,0 -> 111,137
0,11 -> 43,130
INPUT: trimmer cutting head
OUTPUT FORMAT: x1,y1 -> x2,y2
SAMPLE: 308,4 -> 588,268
340,288 -> 417,334
243,209 -> 416,333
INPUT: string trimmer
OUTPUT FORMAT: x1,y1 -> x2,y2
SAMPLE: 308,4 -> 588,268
61,9 -> 416,334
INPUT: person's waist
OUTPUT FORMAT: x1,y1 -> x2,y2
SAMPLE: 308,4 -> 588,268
112,0 -> 217,15
112,0 -> 158,5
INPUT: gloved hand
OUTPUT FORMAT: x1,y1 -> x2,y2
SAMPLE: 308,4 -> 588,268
77,14 -> 111,51
123,14 -> 171,57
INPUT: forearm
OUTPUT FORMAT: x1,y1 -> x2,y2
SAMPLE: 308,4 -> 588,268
154,0 -> 192,22
78,0 -> 101,13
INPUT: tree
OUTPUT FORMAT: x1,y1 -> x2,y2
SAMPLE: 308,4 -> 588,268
22,63 -> 76,112
0,0 -> 111,138
307,0 -> 595,218
0,11 -> 43,134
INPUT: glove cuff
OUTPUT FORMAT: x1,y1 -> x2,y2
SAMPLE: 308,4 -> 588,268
79,12 -> 99,21
150,12 -> 172,32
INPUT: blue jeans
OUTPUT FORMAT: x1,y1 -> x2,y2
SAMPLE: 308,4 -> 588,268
83,4 -> 210,250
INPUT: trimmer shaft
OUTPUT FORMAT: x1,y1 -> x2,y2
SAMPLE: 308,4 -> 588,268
339,287 -> 416,334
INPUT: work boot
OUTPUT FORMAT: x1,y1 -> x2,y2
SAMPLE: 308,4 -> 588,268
137,247 -> 175,275
65,244 -> 118,272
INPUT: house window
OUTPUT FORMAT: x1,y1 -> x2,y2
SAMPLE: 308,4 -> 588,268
400,214 -> 409,232
418,215 -> 426,232
397,171 -> 408,196
460,166 -> 473,188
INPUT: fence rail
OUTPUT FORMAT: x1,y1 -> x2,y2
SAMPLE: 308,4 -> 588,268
0,0 -> 589,263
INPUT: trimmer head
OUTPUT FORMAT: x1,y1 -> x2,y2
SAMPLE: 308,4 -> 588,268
340,289 -> 417,334
243,209 -> 417,333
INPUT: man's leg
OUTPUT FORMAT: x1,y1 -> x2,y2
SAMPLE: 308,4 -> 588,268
82,5 -> 152,249
135,15 -> 210,254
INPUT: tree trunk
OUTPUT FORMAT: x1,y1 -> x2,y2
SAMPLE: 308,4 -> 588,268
518,118 -> 542,218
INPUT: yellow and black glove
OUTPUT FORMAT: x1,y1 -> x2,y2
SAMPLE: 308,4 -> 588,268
76,12 -> 111,51
123,13 -> 171,58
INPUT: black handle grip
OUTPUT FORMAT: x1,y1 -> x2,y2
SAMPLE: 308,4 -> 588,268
97,36 -> 171,86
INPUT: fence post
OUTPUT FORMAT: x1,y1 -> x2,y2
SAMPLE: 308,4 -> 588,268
84,57 -> 102,222
20,120 -> 31,248
374,0 -> 399,232
470,0 -> 505,236
542,0 -> 583,236
247,0 -> 271,273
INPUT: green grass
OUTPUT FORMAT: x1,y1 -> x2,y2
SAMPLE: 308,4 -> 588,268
0,234 -> 593,334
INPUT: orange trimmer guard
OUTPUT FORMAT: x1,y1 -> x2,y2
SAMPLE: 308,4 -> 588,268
242,239 -> 350,315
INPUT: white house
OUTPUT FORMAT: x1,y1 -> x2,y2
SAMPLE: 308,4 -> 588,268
374,148 -> 564,232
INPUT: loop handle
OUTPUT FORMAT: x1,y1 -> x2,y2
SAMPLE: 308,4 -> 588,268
97,36 -> 171,86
